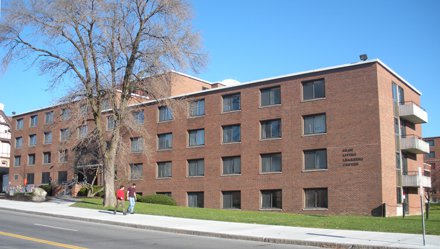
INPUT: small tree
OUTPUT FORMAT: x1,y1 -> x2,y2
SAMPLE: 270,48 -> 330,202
0,0 -> 205,207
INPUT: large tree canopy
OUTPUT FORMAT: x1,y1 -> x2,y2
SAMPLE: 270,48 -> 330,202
0,0 -> 205,206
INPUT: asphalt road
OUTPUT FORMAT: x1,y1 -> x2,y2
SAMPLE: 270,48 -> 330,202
0,210 -> 320,249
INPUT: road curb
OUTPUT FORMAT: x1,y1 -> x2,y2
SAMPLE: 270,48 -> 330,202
0,207 -> 415,249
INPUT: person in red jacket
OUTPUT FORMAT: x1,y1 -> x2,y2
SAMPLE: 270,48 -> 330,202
114,185 -> 126,215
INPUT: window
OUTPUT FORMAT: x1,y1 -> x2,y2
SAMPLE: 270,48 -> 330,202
101,99 -> 110,110
260,86 -> 281,106
303,79 -> 325,100
107,116 -> 115,130
396,152 -> 401,169
157,161 -> 172,178
131,137 -> 143,152
16,119 -> 23,130
303,114 -> 326,135
42,172 -> 51,184
61,108 -> 71,121
26,173 -> 35,185
15,137 -> 22,148
304,149 -> 327,170
304,188 -> 328,209
156,192 -> 172,197
80,104 -> 88,117
261,153 -> 282,173
223,125 -> 241,143
30,115 -> 38,127
132,110 -> 144,124
223,93 -> 241,112
58,171 -> 68,184
426,140 -> 435,147
188,159 -> 204,177
222,156 -> 241,175
78,125 -> 88,138
14,156 -> 21,167
223,191 -> 241,209
29,134 -> 37,146
261,189 -> 282,209
188,192 -> 204,208
427,151 -> 436,159
188,129 -> 205,147
14,174 -> 19,180
44,132 -> 52,144
59,149 -> 68,163
189,99 -> 205,117
158,133 -> 173,150
60,128 -> 70,142
28,154 -> 36,165
43,152 -> 51,164
130,163 -> 143,180
45,111 -> 54,124
159,106 -> 173,122
261,119 -> 281,139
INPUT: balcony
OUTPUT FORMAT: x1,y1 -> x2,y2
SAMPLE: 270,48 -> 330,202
400,135 -> 430,154
399,102 -> 428,124
402,172 -> 431,188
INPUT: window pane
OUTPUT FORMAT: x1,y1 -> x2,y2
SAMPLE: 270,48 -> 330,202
223,157 -> 241,175
316,150 -> 327,169
159,106 -> 173,121
304,151 -> 315,170
261,153 -> 281,173
314,80 -> 325,98
305,189 -> 328,208
303,82 -> 314,100
314,115 -> 326,133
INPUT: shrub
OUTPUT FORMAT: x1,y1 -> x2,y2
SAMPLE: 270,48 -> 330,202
39,184 -> 52,196
92,185 -> 104,198
77,187 -> 88,197
137,194 -> 177,206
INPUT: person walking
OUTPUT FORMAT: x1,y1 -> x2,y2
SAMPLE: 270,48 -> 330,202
114,185 -> 126,215
127,183 -> 137,214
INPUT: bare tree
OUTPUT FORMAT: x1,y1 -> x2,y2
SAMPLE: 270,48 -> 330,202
0,0 -> 205,206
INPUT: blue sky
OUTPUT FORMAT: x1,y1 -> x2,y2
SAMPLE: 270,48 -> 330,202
0,0 -> 439,137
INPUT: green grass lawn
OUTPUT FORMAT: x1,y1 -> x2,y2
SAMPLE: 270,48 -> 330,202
73,198 -> 440,235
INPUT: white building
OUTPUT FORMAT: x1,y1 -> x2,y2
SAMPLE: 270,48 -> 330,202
0,103 -> 11,192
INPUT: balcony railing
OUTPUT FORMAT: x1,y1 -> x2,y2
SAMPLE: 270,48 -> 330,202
399,101 -> 428,124
400,135 -> 430,154
402,171 -> 431,188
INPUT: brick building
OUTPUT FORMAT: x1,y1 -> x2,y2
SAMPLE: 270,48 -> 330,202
8,59 -> 431,216
424,137 -> 440,202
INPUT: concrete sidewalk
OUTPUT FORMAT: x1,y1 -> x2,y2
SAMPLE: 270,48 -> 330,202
0,199 -> 438,249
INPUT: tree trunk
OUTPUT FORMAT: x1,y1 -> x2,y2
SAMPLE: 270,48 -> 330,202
103,155 -> 116,207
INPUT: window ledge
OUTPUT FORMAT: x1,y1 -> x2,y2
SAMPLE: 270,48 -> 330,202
156,177 -> 172,180
221,174 -> 242,177
259,137 -> 282,141
301,97 -> 326,103
259,104 -> 281,109
260,171 -> 282,175
303,208 -> 328,211
222,141 -> 241,145
302,133 -> 327,137
188,115 -> 205,119
222,110 -> 241,114
157,120 -> 173,124
302,169 -> 328,173
187,145 -> 205,149
187,176 -> 205,178
131,151 -> 144,154
157,148 -> 173,152
259,208 -> 282,211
